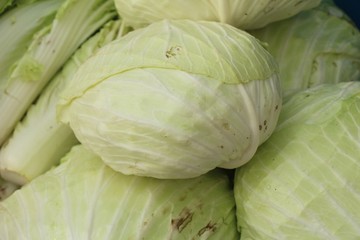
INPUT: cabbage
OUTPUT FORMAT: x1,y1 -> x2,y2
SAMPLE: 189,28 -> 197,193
250,0 -> 360,98
0,20 -> 131,186
57,19 -> 281,179
234,82 -> 360,239
0,0 -> 117,145
0,144 -> 239,239
114,0 -> 320,30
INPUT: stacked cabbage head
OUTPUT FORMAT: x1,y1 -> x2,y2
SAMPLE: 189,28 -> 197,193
234,82 -> 360,239
58,19 -> 282,179
113,0 -> 320,30
0,145 -> 239,239
250,0 -> 360,98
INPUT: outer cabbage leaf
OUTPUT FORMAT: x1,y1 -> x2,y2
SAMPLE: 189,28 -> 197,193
250,0 -> 360,98
0,0 -> 117,145
0,20 -> 130,186
234,82 -> 360,240
0,144 -> 239,240
0,0 -> 62,112
114,0 -> 320,30
58,19 -> 281,179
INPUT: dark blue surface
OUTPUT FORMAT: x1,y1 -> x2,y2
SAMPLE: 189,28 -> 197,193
334,0 -> 360,29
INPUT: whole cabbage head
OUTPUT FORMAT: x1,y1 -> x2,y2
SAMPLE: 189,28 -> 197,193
0,144 -> 239,239
113,0 -> 321,30
250,0 -> 360,98
234,82 -> 360,239
58,19 -> 281,179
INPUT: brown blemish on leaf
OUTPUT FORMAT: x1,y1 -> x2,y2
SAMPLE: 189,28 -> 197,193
222,122 -> 230,130
171,208 -> 194,232
165,46 -> 182,59
198,222 -> 217,236
0,186 -> 6,200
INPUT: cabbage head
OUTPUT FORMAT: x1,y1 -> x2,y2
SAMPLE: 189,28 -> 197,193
57,19 -> 281,179
114,0 -> 320,30
250,0 -> 360,98
234,82 -> 360,240
0,144 -> 239,239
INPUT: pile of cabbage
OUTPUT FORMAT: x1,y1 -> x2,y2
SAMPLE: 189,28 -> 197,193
0,0 -> 359,239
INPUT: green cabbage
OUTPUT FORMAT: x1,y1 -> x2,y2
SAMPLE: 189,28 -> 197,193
234,82 -> 360,239
57,19 -> 282,179
250,0 -> 360,98
114,0 -> 320,30
0,144 -> 239,239
0,20 -> 130,186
